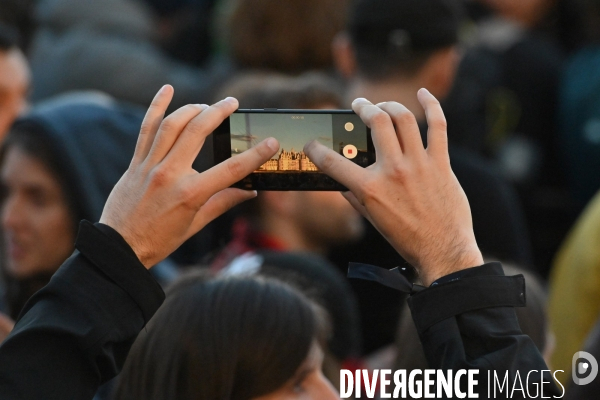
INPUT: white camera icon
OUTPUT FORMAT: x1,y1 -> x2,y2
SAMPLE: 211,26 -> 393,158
572,351 -> 598,385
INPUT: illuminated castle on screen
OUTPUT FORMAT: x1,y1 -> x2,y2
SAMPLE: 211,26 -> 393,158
258,148 -> 319,172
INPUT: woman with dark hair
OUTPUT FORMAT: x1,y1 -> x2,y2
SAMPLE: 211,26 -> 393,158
114,273 -> 338,399
0,122 -> 79,332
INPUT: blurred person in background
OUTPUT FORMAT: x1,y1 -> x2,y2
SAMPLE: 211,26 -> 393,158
473,0 -> 585,53
217,251 -> 362,392
210,72 -> 364,271
222,0 -> 349,74
27,0 -> 351,110
446,0 -> 564,155
559,0 -> 600,211
0,93 -> 178,342
331,0 -> 533,354
0,0 -> 37,338
141,0 -> 218,67
28,0 -> 221,108
114,273 -> 338,399
0,24 -> 30,141
444,0 -> 575,276
548,190 -> 600,387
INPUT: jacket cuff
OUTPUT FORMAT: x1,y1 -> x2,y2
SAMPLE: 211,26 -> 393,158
75,220 -> 165,321
407,262 -> 525,334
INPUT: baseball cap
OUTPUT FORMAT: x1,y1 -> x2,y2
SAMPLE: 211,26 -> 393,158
349,0 -> 463,55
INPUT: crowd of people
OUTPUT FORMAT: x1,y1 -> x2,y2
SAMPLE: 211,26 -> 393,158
0,0 -> 600,398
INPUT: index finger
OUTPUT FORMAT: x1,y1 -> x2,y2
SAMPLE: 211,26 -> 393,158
303,139 -> 368,194
377,102 -> 424,158
193,137 -> 280,204
352,98 -> 402,162
418,89 -> 449,162
165,97 -> 240,169
132,85 -> 174,166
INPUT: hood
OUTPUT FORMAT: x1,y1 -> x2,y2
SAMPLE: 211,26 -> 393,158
35,0 -> 156,39
11,92 -> 144,223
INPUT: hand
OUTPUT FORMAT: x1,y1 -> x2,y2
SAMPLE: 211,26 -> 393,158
100,86 -> 279,267
304,89 -> 483,286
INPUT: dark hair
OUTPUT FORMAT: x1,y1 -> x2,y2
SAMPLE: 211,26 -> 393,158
0,23 -> 19,51
114,274 -> 326,399
217,72 -> 343,109
354,46 -> 438,80
0,0 -> 35,51
257,252 -> 361,361
226,0 -> 350,73
348,0 -> 463,80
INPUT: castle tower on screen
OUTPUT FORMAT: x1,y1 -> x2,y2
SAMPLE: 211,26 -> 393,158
258,148 -> 318,172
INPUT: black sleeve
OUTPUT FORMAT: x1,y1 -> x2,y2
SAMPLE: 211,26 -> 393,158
408,262 -> 563,398
0,221 -> 165,400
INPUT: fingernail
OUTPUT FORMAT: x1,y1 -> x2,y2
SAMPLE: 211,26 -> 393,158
154,85 -> 167,98
419,88 -> 430,94
353,97 -> 367,103
224,97 -> 236,103
266,137 -> 279,150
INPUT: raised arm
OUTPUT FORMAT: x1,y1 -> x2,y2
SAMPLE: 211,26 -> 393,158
0,85 -> 279,400
305,90 -> 561,397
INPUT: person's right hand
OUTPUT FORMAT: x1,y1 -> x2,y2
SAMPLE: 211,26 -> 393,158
304,89 -> 483,286
100,85 -> 279,268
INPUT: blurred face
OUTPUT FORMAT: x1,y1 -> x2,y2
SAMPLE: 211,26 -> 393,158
0,49 -> 29,141
254,342 -> 339,400
1,146 -> 75,278
294,191 -> 363,248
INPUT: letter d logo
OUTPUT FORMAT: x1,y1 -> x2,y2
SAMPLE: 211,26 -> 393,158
572,351 -> 598,385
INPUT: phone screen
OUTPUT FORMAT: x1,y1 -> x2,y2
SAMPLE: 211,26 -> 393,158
213,110 -> 373,190
231,112 -> 369,171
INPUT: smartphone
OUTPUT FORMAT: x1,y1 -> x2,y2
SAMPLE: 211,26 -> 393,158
213,109 -> 374,190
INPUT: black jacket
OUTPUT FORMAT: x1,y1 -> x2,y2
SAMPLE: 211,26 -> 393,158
408,263 -> 562,398
0,221 -> 164,399
0,222 -> 557,399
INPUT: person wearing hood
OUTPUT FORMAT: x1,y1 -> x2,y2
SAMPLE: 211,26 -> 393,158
0,92 -> 178,341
